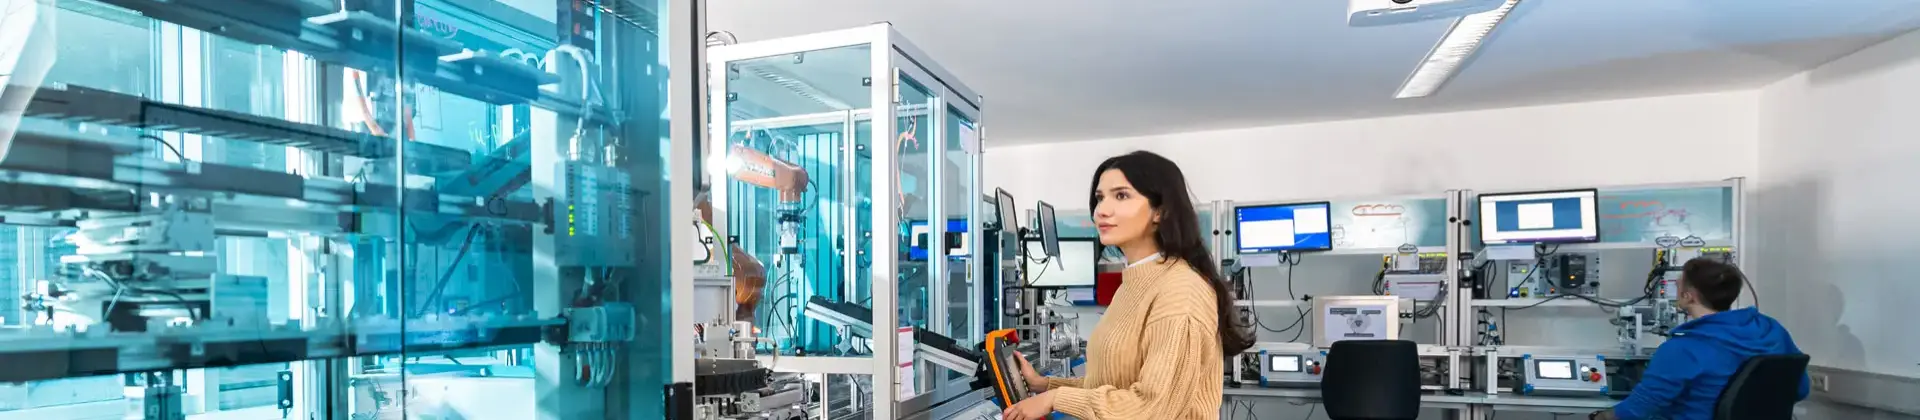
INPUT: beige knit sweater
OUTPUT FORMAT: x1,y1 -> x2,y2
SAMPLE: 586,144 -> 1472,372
1045,257 -> 1224,420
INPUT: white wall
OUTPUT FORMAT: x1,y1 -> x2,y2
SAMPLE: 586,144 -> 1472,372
988,92 -> 1764,350
986,91 -> 1759,208
1755,27 -> 1920,417
989,92 -> 1764,419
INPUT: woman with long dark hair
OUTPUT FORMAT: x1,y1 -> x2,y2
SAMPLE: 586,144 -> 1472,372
1003,151 -> 1254,420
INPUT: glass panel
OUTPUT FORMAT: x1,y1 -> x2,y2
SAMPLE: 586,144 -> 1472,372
896,75 -> 935,338
720,44 -> 873,356
0,0 -> 676,418
391,1 -> 676,418
1597,186 -> 1736,244
1326,198 -> 1450,250
1467,186 -> 1735,246
943,107 -> 979,344
891,74 -> 939,394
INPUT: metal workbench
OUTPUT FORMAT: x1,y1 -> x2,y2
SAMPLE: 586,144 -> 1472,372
1225,387 -> 1617,415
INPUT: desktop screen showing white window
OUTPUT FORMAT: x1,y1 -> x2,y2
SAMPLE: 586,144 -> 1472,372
1479,190 -> 1599,244
1236,203 -> 1332,252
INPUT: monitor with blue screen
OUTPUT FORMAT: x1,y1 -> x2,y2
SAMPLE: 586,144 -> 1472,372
1235,202 -> 1334,253
1477,189 -> 1600,245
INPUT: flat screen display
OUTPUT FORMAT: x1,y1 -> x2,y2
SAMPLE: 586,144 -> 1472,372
1235,202 -> 1334,253
1025,238 -> 1095,288
1479,189 -> 1600,245
994,188 -> 1019,233
1536,360 -> 1576,380
1037,201 -> 1060,259
1269,355 -> 1303,372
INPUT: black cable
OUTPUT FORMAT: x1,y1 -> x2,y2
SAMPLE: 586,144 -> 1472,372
1024,259 -> 1050,288
1510,244 -> 1562,293
761,270 -> 799,343
1242,266 -> 1304,334
1507,294 -> 1576,310
138,134 -> 188,161
130,287 -> 199,320
1371,265 -> 1389,296
411,224 -> 483,317
1284,254 -> 1308,343
1238,260 -> 1293,334
91,269 -> 202,320
1565,293 -> 1647,308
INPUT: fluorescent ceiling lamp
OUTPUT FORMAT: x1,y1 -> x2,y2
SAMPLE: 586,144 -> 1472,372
1394,0 -> 1520,99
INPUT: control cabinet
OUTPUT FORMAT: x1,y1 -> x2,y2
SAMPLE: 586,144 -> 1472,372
1384,252 -> 1447,300
1520,354 -> 1609,396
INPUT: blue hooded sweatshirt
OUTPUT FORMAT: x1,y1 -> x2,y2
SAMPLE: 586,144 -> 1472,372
1612,307 -> 1809,420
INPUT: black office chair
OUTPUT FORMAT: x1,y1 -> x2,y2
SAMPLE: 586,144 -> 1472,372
1713,353 -> 1810,420
1321,340 -> 1421,420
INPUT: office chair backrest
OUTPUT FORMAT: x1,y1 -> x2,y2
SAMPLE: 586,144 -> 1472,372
1714,353 -> 1810,420
1321,340 -> 1420,420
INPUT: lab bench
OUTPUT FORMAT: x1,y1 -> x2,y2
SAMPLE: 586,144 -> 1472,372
1225,387 -> 1617,414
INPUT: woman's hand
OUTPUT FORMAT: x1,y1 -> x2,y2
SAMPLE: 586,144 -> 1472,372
1016,352 -> 1048,392
1001,390 -> 1055,420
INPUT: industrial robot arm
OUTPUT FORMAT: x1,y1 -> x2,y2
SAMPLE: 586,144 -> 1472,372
703,143 -> 811,322
725,143 -> 810,201
697,195 -> 766,323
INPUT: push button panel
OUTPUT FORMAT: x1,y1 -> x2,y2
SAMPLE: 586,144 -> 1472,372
1256,350 -> 1326,388
1520,354 -> 1610,396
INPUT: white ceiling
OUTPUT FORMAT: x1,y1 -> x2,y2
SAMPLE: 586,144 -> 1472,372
709,0 -> 1920,146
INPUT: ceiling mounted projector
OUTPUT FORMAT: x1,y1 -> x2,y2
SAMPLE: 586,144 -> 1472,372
1348,0 -> 1506,27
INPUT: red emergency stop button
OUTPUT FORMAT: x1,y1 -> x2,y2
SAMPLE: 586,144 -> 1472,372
1589,372 -> 1602,382
1310,364 -> 1321,375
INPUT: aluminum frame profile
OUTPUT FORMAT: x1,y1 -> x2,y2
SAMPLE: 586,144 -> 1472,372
707,22 -> 988,415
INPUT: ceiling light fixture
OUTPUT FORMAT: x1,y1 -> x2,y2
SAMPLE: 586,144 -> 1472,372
1394,0 -> 1520,99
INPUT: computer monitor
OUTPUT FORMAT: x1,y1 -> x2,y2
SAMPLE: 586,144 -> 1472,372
908,219 -> 969,260
1024,238 -> 1094,288
994,188 -> 1018,233
1234,202 -> 1334,254
1477,189 -> 1600,245
1036,201 -> 1061,261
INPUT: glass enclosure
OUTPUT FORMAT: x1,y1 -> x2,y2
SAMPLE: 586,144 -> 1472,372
0,0 -> 681,419
717,43 -> 873,356
707,23 -> 985,417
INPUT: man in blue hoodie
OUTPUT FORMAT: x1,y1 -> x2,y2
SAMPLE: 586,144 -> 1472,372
1591,259 -> 1809,420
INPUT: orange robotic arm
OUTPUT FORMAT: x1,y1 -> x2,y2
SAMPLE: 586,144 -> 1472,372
727,144 -> 809,202
698,195 -> 766,322
704,144 -> 811,322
